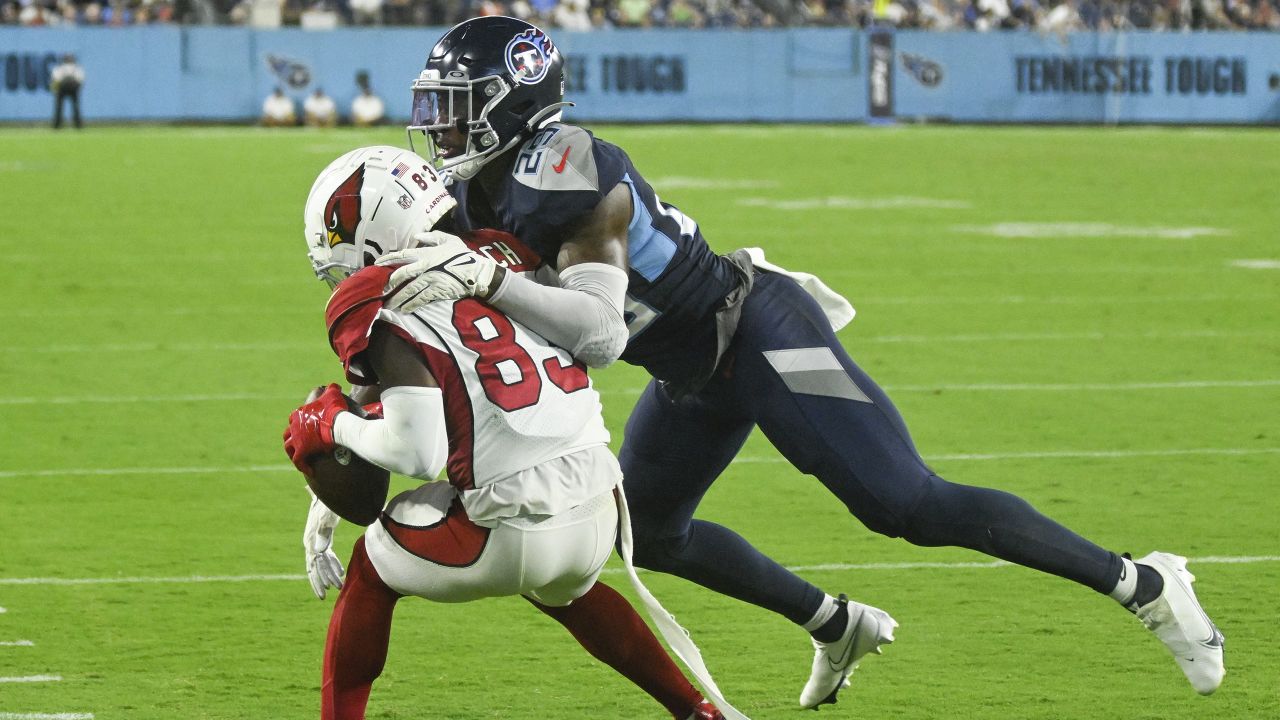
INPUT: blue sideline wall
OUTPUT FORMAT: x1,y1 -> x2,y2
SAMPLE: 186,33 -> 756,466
1,27 -> 1277,124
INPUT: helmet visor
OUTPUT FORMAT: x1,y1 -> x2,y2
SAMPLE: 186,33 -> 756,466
410,87 -> 466,130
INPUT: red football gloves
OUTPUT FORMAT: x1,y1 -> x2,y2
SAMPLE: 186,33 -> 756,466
283,383 -> 350,476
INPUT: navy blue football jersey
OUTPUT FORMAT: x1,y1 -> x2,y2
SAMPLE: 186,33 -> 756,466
448,123 -> 744,388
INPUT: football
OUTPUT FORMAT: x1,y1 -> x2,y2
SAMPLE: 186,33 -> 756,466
305,445 -> 389,526
300,386 -> 390,526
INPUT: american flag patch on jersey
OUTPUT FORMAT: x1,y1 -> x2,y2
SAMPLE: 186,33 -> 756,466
391,162 -> 410,177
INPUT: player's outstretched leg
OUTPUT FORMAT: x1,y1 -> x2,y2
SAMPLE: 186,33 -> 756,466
620,377 -> 896,708
731,272 -> 1223,697
322,537 -> 402,720
529,581 -> 723,719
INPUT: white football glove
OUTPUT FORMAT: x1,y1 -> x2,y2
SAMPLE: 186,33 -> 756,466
377,230 -> 498,312
303,491 -> 344,600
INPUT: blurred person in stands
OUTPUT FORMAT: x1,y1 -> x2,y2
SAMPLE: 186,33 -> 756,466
262,87 -> 297,126
51,54 -> 84,129
1042,0 -> 1083,30
552,0 -> 589,28
349,0 -> 381,24
305,87 -> 338,127
20,0 -> 59,24
351,86 -> 386,126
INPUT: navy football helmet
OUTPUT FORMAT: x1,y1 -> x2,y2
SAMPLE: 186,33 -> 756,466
408,16 -> 570,180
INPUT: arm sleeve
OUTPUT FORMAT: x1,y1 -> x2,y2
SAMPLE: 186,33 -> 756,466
486,262 -> 629,368
331,385 -> 448,480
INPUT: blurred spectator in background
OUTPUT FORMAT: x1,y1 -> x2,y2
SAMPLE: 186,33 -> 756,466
553,0 -> 590,27
349,0 -> 381,23
51,53 -> 84,130
351,73 -> 386,126
262,87 -> 297,126
304,87 -> 338,127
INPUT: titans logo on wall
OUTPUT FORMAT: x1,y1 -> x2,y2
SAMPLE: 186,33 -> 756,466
505,29 -> 555,85
265,53 -> 312,90
325,164 -> 365,248
901,53 -> 944,88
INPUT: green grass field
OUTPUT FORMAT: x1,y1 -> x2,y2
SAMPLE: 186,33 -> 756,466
1,124 -> 1277,719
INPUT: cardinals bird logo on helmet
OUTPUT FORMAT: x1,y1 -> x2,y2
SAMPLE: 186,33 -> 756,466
324,164 -> 365,248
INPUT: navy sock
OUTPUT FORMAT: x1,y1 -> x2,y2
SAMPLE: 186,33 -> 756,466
811,599 -> 849,643
1132,563 -> 1165,608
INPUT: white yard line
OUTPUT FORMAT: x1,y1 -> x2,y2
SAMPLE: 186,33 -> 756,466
10,379 -> 1279,407
858,329 -> 1276,344
732,447 -> 1280,463
1,342 -> 311,355
859,293 -> 1272,306
882,379 -> 1280,392
0,676 -> 61,683
3,446 -> 1277,480
951,222 -> 1230,239
0,556 -> 1274,587
0,393 -> 297,406
0,714 -> 95,720
6,328 -> 1271,355
740,196 -> 972,211
0,641 -> 34,647
12,307 -> 314,319
1229,259 -> 1280,270
0,465 -> 292,479
0,574 -> 301,586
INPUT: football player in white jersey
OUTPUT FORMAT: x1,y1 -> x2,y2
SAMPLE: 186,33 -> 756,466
283,146 -> 739,720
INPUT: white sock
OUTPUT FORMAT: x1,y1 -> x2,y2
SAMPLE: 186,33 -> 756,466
1108,556 -> 1139,606
801,594 -> 839,633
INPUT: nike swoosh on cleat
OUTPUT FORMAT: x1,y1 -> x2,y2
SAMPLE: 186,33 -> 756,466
825,628 -> 860,672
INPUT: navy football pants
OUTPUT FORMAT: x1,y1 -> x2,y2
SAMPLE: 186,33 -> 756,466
619,272 -> 1121,624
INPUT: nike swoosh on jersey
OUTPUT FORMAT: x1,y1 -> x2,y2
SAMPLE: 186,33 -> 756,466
552,147 -> 571,174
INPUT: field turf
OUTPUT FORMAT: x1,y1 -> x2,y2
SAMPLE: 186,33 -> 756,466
1,124 -> 1277,719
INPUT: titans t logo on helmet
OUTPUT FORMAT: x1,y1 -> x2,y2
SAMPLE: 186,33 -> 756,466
325,164 -> 365,248
505,28 -> 554,85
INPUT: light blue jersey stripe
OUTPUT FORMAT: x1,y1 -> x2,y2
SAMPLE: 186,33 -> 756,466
624,175 -> 677,282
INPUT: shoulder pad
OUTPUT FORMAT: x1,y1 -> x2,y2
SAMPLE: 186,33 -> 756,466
512,124 -> 601,193
325,265 -> 396,385
462,229 -> 542,275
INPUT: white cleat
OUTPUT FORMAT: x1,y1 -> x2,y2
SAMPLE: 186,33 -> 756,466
1132,552 -> 1225,695
799,595 -> 897,709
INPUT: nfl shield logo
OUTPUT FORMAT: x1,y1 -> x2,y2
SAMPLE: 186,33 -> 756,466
505,29 -> 554,85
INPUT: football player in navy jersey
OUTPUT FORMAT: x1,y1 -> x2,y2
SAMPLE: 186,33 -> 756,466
380,16 -> 1225,706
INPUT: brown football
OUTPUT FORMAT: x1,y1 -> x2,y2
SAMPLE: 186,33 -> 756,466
306,446 -> 390,526
300,386 -> 390,526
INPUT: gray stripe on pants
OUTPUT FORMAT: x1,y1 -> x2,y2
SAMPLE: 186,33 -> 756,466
763,348 -> 873,403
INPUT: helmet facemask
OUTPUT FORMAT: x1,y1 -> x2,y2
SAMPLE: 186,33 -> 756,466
407,19 -> 572,182
408,70 -> 516,181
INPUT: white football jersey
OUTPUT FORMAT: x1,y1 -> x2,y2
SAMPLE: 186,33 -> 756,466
376,296 -> 609,488
326,232 -> 616,520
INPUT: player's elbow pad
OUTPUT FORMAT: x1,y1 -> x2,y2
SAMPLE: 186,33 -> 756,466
490,262 -> 629,368
562,262 -> 629,367
333,386 -> 448,480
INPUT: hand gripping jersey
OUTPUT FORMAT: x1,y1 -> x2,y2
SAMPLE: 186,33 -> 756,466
325,229 -> 616,521
448,123 -> 750,393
